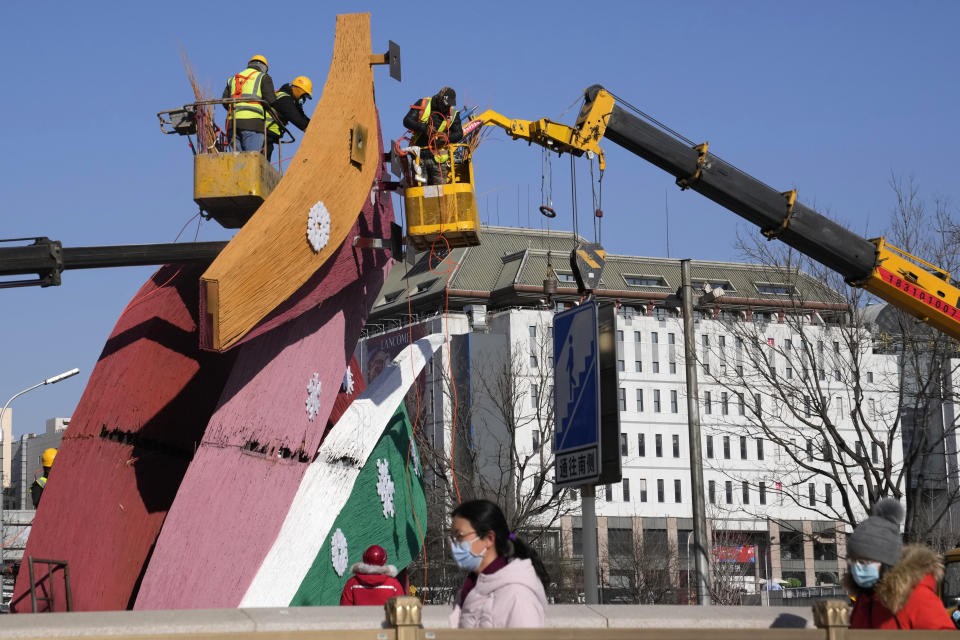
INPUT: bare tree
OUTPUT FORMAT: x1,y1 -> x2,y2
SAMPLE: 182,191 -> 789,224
701,177 -> 960,547
409,320 -> 577,601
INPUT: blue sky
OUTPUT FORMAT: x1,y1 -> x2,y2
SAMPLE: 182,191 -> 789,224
1,1 -> 957,436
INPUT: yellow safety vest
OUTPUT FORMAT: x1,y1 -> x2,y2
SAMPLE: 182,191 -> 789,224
227,68 -> 265,122
266,89 -> 291,137
36,476 -> 47,488
414,97 -> 458,163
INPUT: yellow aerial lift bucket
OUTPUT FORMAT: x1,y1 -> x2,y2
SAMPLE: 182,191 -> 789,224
193,151 -> 281,229
403,143 -> 480,250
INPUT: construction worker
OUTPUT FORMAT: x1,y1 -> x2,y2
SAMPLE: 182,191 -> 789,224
222,54 -> 277,154
339,545 -> 405,606
402,86 -> 463,185
31,448 -> 57,509
265,76 -> 313,161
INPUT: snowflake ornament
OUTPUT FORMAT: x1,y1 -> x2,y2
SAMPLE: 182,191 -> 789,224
330,528 -> 349,576
305,372 -> 322,421
306,201 -> 331,253
410,440 -> 422,478
376,458 -> 396,518
341,367 -> 354,394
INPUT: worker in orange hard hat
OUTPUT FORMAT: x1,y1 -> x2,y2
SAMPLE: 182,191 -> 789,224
222,54 -> 278,154
265,75 -> 313,161
31,448 -> 57,509
340,545 -> 405,606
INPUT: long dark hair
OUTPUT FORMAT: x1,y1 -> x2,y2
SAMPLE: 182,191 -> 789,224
451,499 -> 550,588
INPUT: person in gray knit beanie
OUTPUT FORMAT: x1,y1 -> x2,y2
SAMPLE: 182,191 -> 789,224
847,498 -> 904,566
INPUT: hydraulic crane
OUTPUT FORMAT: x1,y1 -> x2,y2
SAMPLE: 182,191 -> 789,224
471,85 -> 960,341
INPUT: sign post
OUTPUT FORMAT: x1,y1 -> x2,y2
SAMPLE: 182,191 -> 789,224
554,301 -> 620,604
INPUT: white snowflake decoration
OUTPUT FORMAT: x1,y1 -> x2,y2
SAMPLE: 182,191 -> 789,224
305,372 -> 322,421
306,201 -> 331,253
410,440 -> 422,478
376,458 -> 396,518
341,367 -> 354,394
330,528 -> 349,576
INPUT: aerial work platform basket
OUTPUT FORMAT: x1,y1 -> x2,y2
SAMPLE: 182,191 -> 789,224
157,98 -> 292,229
403,143 -> 480,251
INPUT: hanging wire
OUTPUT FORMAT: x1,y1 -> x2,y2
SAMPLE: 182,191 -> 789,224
570,154 -> 579,251
589,155 -> 604,245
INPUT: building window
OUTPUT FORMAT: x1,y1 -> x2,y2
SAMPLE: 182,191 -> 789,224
653,360 -> 660,373
721,392 -> 729,415
674,479 -> 682,503
530,385 -> 539,409
708,480 -> 716,504
806,439 -> 814,461
616,330 -> 624,342
703,362 -> 711,375
638,433 -> 646,457
605,484 -> 613,501
634,331 -> 641,343
833,340 -> 840,354
618,387 -> 626,411
786,366 -> 793,379
856,441 -> 866,459
639,478 -> 647,502
825,483 -> 833,507
867,371 -> 874,383
723,436 -> 731,459
654,390 -> 661,412
754,393 -> 761,415
655,434 -> 663,457
871,442 -> 880,464
704,391 -> 712,414
635,360 -> 643,372
756,438 -> 764,461
529,326 -> 537,337
620,432 -> 628,457
657,479 -> 664,503
785,338 -> 793,351
623,478 -> 631,502
736,364 -> 744,377
740,436 -> 748,460
636,389 -> 644,412
808,483 -> 816,506
617,359 -> 625,372
669,361 -> 677,374
672,434 -> 680,458
835,370 -> 841,382
759,481 -> 766,505
652,332 -> 659,344
532,430 -> 540,450
706,435 -> 714,459
857,484 -> 864,499
738,393 -> 745,415
742,481 -> 750,504
670,389 -> 678,413
725,481 -> 733,504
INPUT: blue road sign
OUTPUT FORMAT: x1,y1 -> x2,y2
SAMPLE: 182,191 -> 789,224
553,301 -> 601,488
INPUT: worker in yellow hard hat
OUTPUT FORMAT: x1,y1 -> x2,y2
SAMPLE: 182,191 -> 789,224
31,448 -> 57,509
265,75 -> 313,161
222,54 -> 278,154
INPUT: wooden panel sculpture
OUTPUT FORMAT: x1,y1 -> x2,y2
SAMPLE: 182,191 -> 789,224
199,13 -> 381,352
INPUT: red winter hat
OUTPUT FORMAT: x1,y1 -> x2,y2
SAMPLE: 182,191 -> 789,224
363,545 -> 387,566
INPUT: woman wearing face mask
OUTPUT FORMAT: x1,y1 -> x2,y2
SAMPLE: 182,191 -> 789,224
845,498 -> 953,629
448,499 -> 549,628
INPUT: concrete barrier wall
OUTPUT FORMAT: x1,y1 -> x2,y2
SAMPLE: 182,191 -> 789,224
0,604 -> 814,638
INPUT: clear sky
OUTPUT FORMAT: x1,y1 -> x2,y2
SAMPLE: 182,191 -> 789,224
1,1 -> 957,436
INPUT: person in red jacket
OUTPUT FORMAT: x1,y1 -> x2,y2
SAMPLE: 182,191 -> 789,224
340,545 -> 405,606
845,498 -> 953,629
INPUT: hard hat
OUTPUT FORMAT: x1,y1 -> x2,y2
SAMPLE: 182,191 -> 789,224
291,76 -> 313,99
362,545 -> 387,566
41,448 -> 57,467
248,54 -> 268,68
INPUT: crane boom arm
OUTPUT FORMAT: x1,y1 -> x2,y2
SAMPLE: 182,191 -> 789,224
473,85 -> 960,340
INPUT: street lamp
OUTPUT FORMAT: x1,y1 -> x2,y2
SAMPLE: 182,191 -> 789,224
0,367 -> 81,441
0,367 -> 78,566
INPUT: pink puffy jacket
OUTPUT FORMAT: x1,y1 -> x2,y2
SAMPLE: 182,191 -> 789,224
449,559 -> 547,628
